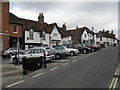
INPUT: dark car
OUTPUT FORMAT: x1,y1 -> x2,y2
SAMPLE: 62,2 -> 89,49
96,43 -> 105,48
89,44 -> 101,50
82,44 -> 99,52
66,44 -> 91,54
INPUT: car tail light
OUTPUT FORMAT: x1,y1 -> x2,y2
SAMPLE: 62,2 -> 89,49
47,53 -> 53,56
2,51 -> 6,53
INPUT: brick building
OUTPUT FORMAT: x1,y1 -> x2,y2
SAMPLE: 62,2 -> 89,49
0,2 -> 9,50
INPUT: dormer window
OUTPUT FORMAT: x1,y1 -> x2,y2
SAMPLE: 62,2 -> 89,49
13,25 -> 18,34
29,29 -> 34,39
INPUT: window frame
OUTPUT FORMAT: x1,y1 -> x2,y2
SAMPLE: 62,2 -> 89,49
13,25 -> 18,34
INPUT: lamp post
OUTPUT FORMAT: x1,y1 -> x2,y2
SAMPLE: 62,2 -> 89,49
17,35 -> 20,65
49,35 -> 51,46
39,32 -> 43,47
91,27 -> 95,44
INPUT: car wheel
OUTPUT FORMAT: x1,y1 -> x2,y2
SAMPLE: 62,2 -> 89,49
70,51 -> 75,56
8,53 -> 13,58
83,50 -> 87,54
91,48 -> 95,52
55,54 -> 61,59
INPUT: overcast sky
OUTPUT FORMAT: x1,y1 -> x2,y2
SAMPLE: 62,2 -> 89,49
9,1 -> 119,39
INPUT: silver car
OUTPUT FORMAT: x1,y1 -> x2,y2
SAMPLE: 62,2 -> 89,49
10,47 -> 55,64
2,48 -> 24,58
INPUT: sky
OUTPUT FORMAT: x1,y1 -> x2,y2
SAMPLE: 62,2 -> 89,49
9,0 -> 119,39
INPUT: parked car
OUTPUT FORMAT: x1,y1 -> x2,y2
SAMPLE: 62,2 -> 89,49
63,46 -> 79,56
52,46 -> 69,59
82,44 -> 98,52
89,44 -> 101,49
96,43 -> 105,48
2,48 -> 24,58
66,44 -> 91,54
10,47 -> 55,64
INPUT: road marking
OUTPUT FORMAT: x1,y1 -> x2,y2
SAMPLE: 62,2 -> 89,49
50,67 -> 58,71
113,78 -> 118,89
63,63 -> 68,65
109,77 -> 116,89
32,72 -> 44,78
6,80 -> 24,88
72,60 -> 76,62
109,63 -> 120,89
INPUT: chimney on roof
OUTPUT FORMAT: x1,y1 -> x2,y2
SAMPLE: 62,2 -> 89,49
111,30 -> 113,34
62,23 -> 66,30
91,27 -> 94,31
103,29 -> 105,33
38,12 -> 44,23
76,26 -> 79,29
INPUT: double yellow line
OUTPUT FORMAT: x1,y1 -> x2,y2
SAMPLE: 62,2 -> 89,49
109,63 -> 120,90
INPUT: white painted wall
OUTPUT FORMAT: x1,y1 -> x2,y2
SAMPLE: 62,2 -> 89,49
96,37 -> 118,46
50,26 -> 63,45
50,26 -> 62,41
25,29 -> 49,46
62,36 -> 72,44
96,37 -> 108,43
81,30 -> 89,43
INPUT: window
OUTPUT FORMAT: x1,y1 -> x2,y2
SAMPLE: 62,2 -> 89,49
100,37 -> 102,41
29,30 -> 33,39
54,33 -> 57,36
84,34 -> 87,37
34,49 -> 45,53
13,26 -> 18,33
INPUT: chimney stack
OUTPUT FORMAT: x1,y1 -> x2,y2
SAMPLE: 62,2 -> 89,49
76,26 -> 79,29
103,29 -> 105,33
38,12 -> 44,23
111,30 -> 113,34
62,23 -> 66,30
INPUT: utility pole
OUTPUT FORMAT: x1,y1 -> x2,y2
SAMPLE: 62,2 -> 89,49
17,35 -> 20,65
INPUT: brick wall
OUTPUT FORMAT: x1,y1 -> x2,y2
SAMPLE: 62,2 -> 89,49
1,2 -> 9,50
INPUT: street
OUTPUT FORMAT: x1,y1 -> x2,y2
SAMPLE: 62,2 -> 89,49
2,46 -> 119,89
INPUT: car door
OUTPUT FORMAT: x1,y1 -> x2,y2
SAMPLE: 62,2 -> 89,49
32,49 -> 45,57
21,49 -> 34,58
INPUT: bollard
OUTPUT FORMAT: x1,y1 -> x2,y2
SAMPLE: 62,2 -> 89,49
14,54 -> 19,66
43,53 -> 47,68
22,57 -> 27,75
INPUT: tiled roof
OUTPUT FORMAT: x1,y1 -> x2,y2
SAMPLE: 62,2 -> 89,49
9,13 -> 60,34
96,30 -> 116,39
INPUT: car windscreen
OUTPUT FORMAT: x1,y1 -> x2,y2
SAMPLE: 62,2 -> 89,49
46,49 -> 55,54
34,49 -> 46,53
53,46 -> 64,50
24,49 -> 33,54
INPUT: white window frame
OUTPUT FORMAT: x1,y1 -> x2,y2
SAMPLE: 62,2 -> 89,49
13,25 -> 18,34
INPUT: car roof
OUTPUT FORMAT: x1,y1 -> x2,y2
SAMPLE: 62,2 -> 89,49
29,47 -> 46,49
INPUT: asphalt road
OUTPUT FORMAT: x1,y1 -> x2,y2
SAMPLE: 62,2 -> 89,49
3,46 -> 119,88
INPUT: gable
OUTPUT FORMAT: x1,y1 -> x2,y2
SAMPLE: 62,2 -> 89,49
50,26 -> 62,40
